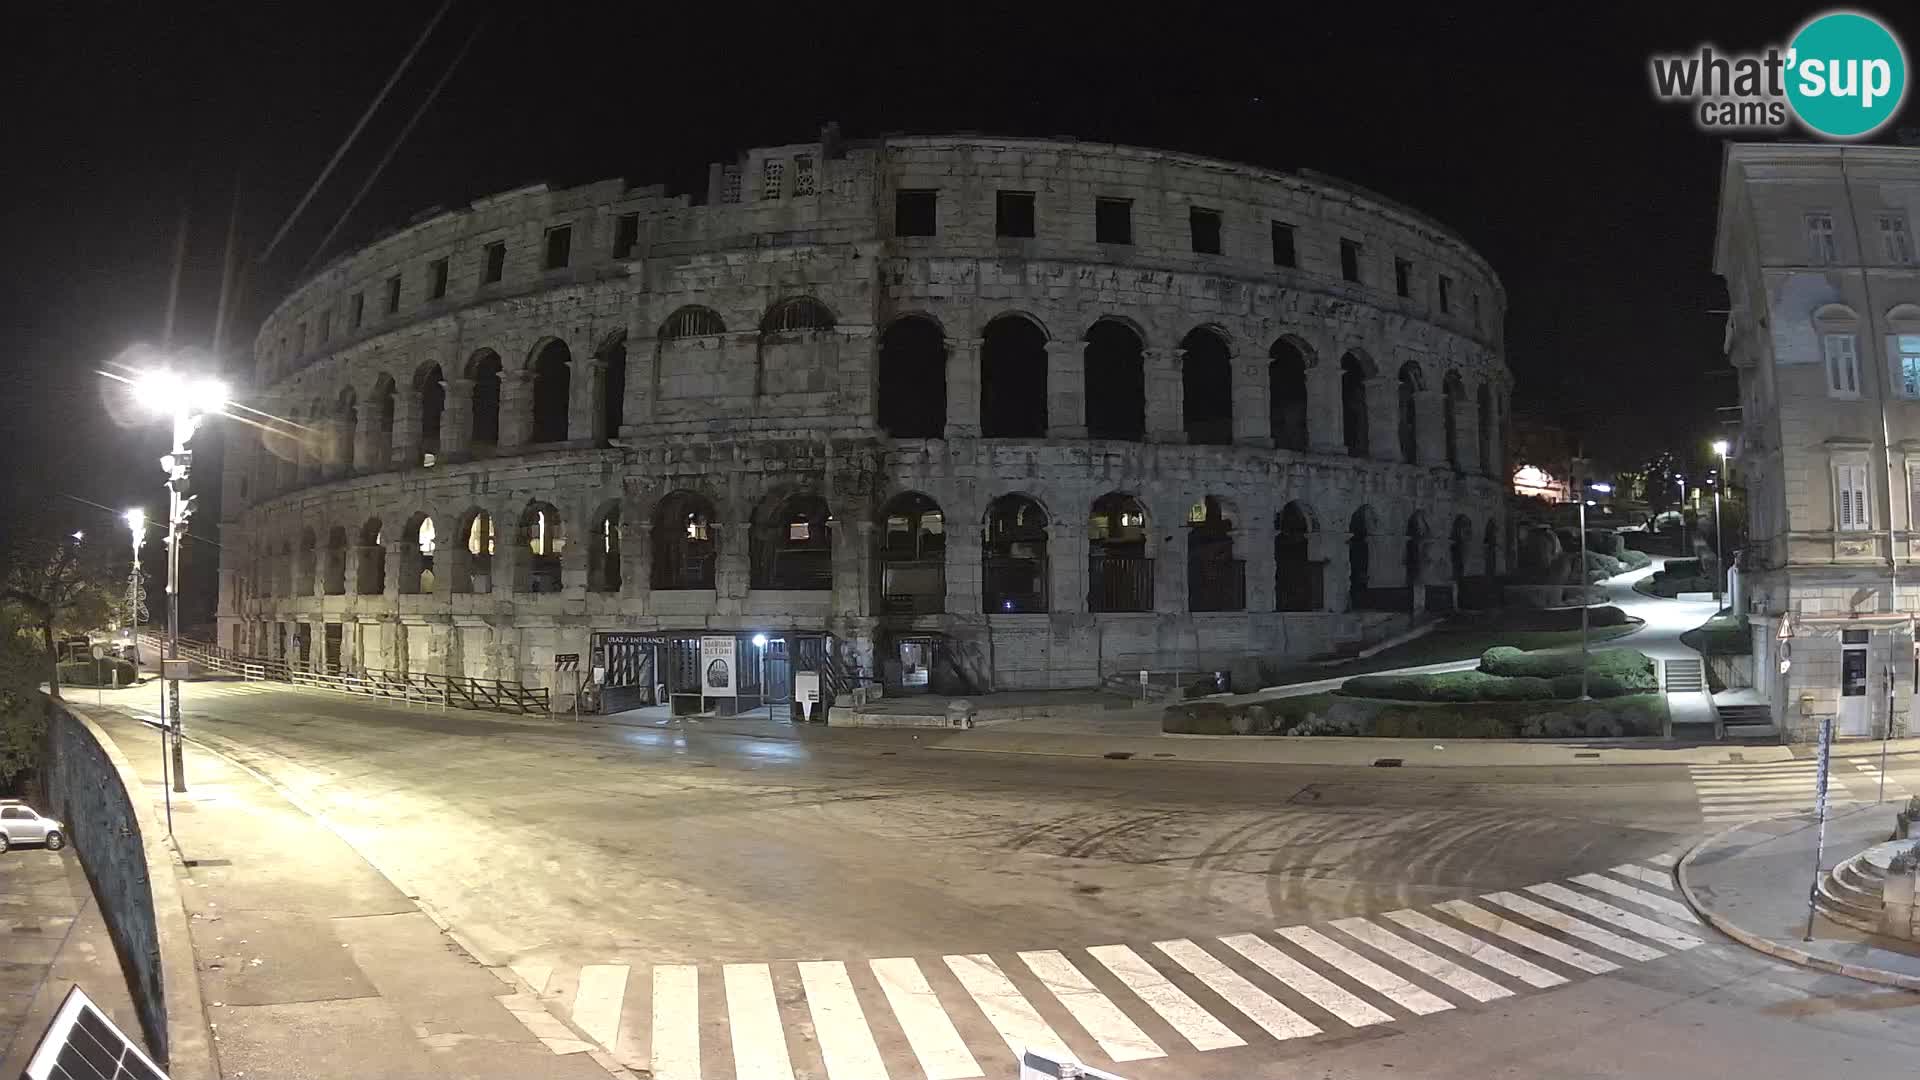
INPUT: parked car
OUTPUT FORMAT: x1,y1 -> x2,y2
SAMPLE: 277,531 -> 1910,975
0,800 -> 66,853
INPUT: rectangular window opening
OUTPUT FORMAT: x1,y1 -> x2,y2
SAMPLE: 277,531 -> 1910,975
1807,212 -> 1838,265
385,275 -> 402,314
1096,197 -> 1132,245
544,225 -> 572,270
428,259 -> 448,301
1836,461 -> 1871,532
483,241 -> 506,284
996,190 -> 1036,238
613,213 -> 640,259
1340,239 -> 1362,283
1900,334 -> 1920,398
1824,332 -> 1860,397
1438,275 -> 1452,313
1271,221 -> 1296,267
1394,257 -> 1412,298
895,189 -> 937,237
1881,215 -> 1914,265
1189,206 -> 1222,255
349,292 -> 364,330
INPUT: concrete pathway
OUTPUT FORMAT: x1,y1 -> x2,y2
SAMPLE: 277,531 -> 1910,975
0,847 -> 145,1077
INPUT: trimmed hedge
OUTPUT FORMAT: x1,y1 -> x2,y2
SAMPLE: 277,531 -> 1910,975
1338,646 -> 1657,702
1619,549 -> 1652,570
1164,692 -> 1668,739
56,658 -> 137,687
1479,645 -> 1654,685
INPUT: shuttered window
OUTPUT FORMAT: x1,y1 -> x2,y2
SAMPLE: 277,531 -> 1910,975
1836,462 -> 1871,532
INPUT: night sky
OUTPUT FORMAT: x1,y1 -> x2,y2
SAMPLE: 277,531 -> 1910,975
3,3 -> 1914,609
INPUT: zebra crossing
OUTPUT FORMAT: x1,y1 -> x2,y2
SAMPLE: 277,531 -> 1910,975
1689,755 -> 1912,823
503,858 -> 1702,1078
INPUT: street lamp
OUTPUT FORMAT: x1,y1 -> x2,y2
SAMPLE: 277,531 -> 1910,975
752,633 -> 771,718
124,508 -> 147,670
1579,482 -> 1614,701
1712,440 -> 1730,611
131,369 -> 229,793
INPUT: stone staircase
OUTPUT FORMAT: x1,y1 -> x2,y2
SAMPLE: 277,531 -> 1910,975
1716,703 -> 1778,741
1663,658 -> 1706,693
1815,842 -> 1907,932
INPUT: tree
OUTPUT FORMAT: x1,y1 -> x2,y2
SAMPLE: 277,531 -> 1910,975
3,511 -> 124,700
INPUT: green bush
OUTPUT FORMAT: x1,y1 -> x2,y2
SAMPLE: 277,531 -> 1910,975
1619,549 -> 1652,570
56,658 -> 136,687
1164,692 -> 1669,739
1479,645 -> 1654,685
1662,558 -> 1703,577
1344,670 -> 1557,702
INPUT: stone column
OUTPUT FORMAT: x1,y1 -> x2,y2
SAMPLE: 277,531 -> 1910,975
383,541 -> 404,600
1243,520 -> 1274,612
573,357 -> 605,445
1155,524 -> 1188,614
1456,394 -> 1482,475
1365,376 -> 1399,463
1414,388 -> 1446,466
1045,341 -> 1086,439
1146,348 -> 1185,443
560,539 -> 589,596
624,513 -> 651,608
1485,390 -> 1507,479
1049,520 -> 1088,614
1372,531 -> 1407,588
835,520 -> 873,616
1233,352 -> 1271,447
945,338 -> 982,439
714,510 -> 751,615
945,513 -> 982,615
499,369 -> 533,451
1307,360 -> 1345,456
391,390 -> 421,469
442,377 -> 475,462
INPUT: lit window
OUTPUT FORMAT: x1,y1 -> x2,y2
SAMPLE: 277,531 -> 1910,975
685,516 -> 710,541
1900,334 -> 1920,398
418,518 -> 437,556
788,521 -> 811,541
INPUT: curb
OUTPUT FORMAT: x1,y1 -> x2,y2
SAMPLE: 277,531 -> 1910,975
1676,813 -> 1920,993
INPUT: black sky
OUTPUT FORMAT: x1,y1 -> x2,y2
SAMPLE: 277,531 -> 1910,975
3,1 -> 1914,551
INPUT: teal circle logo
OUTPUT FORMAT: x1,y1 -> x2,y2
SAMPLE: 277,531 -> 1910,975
1786,11 -> 1907,138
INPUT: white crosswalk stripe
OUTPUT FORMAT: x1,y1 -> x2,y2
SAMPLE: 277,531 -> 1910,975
1685,758 -> 1914,823
1328,917 -> 1513,1003
1645,852 -> 1678,868
523,860 -> 1714,1077
1018,950 -> 1163,1062
1433,900 -> 1618,975
1086,944 -> 1245,1052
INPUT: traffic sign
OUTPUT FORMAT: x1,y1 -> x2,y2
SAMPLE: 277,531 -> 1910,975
554,653 -> 580,670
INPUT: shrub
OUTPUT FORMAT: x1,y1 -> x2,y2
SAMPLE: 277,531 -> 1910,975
1163,701 -> 1233,735
1662,558 -> 1703,578
1343,670 -> 1556,702
56,658 -> 136,687
1480,645 -> 1653,684
1619,549 -> 1652,570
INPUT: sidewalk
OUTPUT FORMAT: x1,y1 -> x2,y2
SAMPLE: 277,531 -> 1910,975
82,706 -> 620,1080
1679,804 -> 1920,989
0,849 -> 146,1078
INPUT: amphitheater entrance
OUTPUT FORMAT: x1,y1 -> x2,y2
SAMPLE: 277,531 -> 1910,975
591,630 -> 836,721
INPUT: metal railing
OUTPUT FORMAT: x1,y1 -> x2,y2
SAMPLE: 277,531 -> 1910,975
146,634 -> 551,715
1088,556 -> 1154,613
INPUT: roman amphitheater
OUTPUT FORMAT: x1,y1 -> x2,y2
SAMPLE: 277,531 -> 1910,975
217,129 -> 1511,715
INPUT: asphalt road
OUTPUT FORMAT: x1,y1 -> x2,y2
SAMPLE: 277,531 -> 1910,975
95,682 -> 1920,1079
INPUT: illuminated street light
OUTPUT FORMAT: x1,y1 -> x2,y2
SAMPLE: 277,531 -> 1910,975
124,509 -> 148,670
752,633 -> 771,718
129,367 -> 230,793
1712,440 -> 1730,609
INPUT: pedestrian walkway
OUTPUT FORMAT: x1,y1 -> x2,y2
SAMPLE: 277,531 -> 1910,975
1689,755 -> 1912,823
510,856 -> 1704,1078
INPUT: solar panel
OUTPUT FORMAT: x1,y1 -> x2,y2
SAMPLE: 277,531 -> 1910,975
19,986 -> 168,1080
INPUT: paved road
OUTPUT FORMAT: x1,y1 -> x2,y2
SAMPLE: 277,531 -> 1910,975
94,681 -> 1920,1079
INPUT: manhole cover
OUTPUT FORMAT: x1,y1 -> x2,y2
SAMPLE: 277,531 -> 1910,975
1372,758 -> 1404,768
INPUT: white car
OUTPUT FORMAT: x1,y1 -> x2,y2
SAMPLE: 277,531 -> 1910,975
0,800 -> 66,853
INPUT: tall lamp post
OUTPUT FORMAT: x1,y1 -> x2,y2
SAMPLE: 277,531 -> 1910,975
1579,482 -> 1614,700
132,371 -> 229,793
752,633 -> 771,719
1711,440 -> 1730,611
124,508 -> 148,669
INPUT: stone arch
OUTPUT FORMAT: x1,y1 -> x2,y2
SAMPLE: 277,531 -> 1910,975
1181,326 -> 1233,446
516,501 -> 565,594
1442,370 -> 1464,471
1275,500 -> 1323,612
980,313 -> 1048,438
877,315 -> 947,438
414,362 -> 445,464
597,330 -> 628,443
1341,352 -> 1371,457
751,491 -> 834,591
878,491 -> 946,614
1347,506 -> 1375,604
1268,336 -> 1311,451
984,492 -> 1049,613
449,507 -> 495,594
323,524 -> 348,595
652,490 -> 717,590
1187,494 -> 1244,611
760,296 -> 837,335
466,350 -> 503,453
586,498 -> 623,594
1397,361 -> 1423,463
1089,491 -> 1153,613
357,517 -> 386,595
1084,317 -> 1146,441
400,512 -> 435,594
529,338 -> 572,444
659,305 -> 726,339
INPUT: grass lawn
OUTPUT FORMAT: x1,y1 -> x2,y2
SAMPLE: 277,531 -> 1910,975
1261,620 -> 1642,686
1681,613 -> 1751,656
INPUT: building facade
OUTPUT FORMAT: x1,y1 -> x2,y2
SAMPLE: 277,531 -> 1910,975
217,132 -> 1510,707
1717,142 -> 1920,742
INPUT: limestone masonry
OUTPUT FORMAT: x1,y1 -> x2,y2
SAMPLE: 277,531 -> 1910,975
216,130 -> 1511,709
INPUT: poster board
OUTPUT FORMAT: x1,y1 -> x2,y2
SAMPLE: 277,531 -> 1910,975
700,635 -> 737,696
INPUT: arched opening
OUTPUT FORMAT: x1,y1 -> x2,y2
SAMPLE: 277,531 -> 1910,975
1442,372 -> 1463,471
1397,362 -> 1422,463
1451,515 -> 1473,583
296,528 -> 317,595
357,519 -> 386,595
984,494 -> 1049,613
877,316 -> 947,438
1275,502 -> 1323,611
370,375 -> 396,471
415,364 -> 445,465
1478,384 -> 1495,477
518,503 -> 565,594
980,315 -> 1048,437
1181,328 -> 1233,445
403,515 -> 437,591
1484,519 -> 1501,578
323,526 -> 348,595
1404,513 -> 1429,588
1084,319 -> 1145,441
1268,339 -> 1309,451
599,333 -> 627,443
761,296 -> 837,335
333,388 -> 357,477
652,491 -> 717,590
467,351 -> 502,454
1187,496 -> 1244,611
1088,493 -> 1152,612
660,305 -> 726,340
752,493 -> 833,591
1342,353 -> 1371,457
1347,508 -> 1372,606
588,502 -> 622,593
530,340 -> 572,444
450,509 -> 494,593
879,492 -> 946,614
